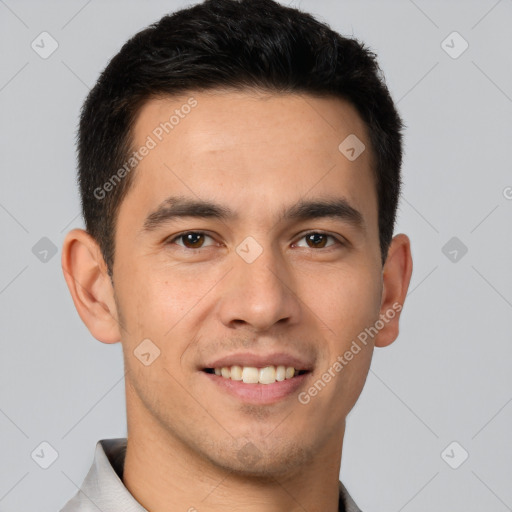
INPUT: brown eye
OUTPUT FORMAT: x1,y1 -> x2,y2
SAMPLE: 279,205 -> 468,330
305,233 -> 328,248
295,232 -> 339,249
169,232 -> 215,249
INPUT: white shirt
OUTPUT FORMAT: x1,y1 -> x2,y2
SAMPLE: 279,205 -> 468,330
60,438 -> 362,512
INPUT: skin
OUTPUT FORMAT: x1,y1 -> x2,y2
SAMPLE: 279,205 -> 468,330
62,89 -> 412,512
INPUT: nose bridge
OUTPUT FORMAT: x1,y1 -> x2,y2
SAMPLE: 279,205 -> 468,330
218,237 -> 300,330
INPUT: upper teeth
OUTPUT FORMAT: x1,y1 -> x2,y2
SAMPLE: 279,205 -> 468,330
213,365 -> 297,384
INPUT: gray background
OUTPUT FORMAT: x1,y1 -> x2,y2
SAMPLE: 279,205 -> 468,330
1,0 -> 511,510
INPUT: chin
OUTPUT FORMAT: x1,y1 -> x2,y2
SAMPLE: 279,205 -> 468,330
207,442 -> 312,479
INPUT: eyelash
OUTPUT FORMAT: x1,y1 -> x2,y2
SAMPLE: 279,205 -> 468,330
166,231 -> 344,251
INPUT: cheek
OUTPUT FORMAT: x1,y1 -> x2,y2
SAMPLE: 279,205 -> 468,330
116,264 -> 216,367
116,261 -> 189,327
300,263 -> 382,340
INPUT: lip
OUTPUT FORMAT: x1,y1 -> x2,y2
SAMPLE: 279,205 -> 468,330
202,351 -> 314,371
201,370 -> 311,405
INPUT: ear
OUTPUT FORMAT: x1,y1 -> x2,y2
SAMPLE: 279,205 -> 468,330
61,228 -> 121,344
374,233 -> 413,348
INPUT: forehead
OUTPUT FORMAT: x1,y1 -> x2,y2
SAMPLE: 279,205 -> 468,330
121,89 -> 377,233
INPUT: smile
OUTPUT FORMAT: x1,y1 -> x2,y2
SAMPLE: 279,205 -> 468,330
202,367 -> 312,405
204,365 -> 309,384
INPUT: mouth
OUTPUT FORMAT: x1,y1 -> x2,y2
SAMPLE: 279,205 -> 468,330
203,365 -> 310,384
199,351 -> 315,404
201,365 -> 312,404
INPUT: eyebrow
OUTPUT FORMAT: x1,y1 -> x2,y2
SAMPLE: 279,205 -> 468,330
141,195 -> 364,233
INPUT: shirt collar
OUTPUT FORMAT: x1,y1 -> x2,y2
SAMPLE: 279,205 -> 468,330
61,438 -> 362,512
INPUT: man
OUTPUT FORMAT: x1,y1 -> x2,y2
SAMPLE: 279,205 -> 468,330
60,0 -> 412,510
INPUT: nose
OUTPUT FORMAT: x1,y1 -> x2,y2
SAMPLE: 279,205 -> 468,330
217,242 -> 301,333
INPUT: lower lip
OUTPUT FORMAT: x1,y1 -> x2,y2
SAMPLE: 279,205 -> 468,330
202,371 -> 310,404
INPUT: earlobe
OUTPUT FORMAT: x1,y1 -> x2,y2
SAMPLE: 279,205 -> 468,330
374,233 -> 413,348
61,229 -> 121,344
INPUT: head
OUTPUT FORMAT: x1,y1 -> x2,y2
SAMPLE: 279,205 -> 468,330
63,0 -> 412,478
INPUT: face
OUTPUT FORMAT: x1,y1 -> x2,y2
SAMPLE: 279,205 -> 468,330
111,90 -> 385,476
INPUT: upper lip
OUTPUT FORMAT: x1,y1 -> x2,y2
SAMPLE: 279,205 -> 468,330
203,352 -> 314,371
